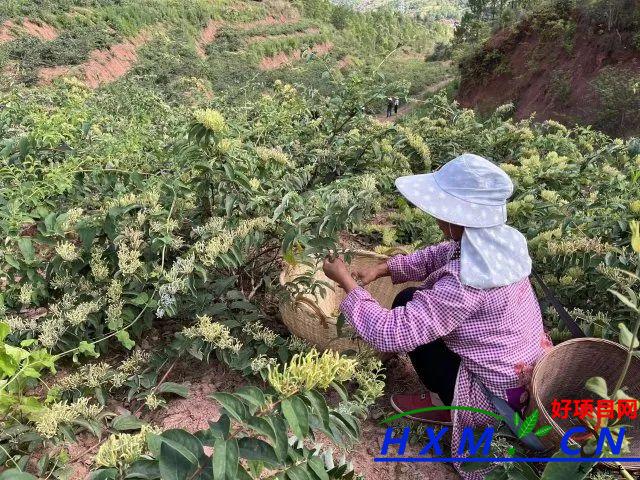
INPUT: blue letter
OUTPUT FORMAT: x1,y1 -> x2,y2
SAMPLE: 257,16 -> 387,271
457,427 -> 494,456
419,427 -> 449,456
380,427 -> 410,455
596,427 -> 626,456
561,427 -> 587,455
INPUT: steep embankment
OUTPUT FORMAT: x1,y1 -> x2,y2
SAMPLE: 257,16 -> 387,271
457,3 -> 640,136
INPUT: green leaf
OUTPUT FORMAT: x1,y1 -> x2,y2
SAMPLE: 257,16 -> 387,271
0,470 -> 38,480
609,289 -> 639,312
517,409 -> 539,439
210,392 -> 249,422
77,225 -> 98,251
124,459 -> 161,479
235,386 -> 266,410
267,415 -> 288,462
307,455 -> 330,480
111,414 -> 145,431
156,382 -> 189,398
159,440 -> 198,480
17,238 -> 35,262
540,451 -> 595,479
304,390 -> 330,430
0,322 -> 9,342
116,330 -> 135,350
213,438 -> 239,480
281,396 -> 309,439
535,425 -> 553,437
131,293 -> 150,306
88,469 -> 118,480
585,376 -> 609,399
77,341 -> 99,359
618,322 -> 639,349
238,437 -> 279,466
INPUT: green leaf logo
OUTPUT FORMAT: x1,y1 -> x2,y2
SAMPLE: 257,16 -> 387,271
517,409 -> 539,439
535,425 -> 553,438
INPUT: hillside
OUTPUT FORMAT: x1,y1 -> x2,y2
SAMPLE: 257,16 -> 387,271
0,0 -> 453,99
456,0 -> 640,136
332,0 -> 466,21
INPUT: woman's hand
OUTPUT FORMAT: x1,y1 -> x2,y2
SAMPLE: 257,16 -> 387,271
352,262 -> 389,286
322,256 -> 359,293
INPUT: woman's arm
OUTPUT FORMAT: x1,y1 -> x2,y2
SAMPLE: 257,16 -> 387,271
340,274 -> 484,352
386,242 -> 455,284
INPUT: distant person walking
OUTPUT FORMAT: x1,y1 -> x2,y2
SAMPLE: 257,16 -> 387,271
393,96 -> 400,115
386,97 -> 393,118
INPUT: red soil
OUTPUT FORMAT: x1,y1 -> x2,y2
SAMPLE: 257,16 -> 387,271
84,31 -> 148,88
38,65 -> 72,84
22,18 -> 58,41
196,19 -> 224,58
238,14 -> 300,31
246,27 -> 320,45
259,41 -> 333,70
148,356 -> 459,480
0,20 -> 16,43
38,31 -> 149,88
457,13 -> 640,131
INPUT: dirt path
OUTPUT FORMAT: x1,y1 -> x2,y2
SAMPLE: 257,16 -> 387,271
376,76 -> 455,123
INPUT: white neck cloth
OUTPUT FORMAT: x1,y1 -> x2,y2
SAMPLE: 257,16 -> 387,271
460,225 -> 532,289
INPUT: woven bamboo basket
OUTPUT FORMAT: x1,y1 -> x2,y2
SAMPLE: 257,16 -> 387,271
529,337 -> 640,471
279,250 -> 418,355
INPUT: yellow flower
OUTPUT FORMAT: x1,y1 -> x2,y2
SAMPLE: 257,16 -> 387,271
631,220 -> 640,253
631,200 -> 640,214
193,109 -> 226,134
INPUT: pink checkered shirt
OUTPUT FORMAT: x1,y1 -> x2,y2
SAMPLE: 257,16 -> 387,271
340,242 -> 546,479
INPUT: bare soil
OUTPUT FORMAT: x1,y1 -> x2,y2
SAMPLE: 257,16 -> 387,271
0,20 -> 16,43
38,31 -> 150,88
0,18 -> 58,44
239,14 -> 300,31
246,28 -> 320,45
61,353 -> 459,479
457,13 -> 640,132
259,41 -> 333,70
196,19 -> 224,58
22,19 -> 59,41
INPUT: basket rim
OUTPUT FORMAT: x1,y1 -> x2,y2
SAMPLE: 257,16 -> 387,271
278,249 -> 394,287
531,337 -> 640,469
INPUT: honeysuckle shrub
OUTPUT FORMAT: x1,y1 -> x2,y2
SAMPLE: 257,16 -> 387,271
0,59 -> 639,478
0,72 -> 406,475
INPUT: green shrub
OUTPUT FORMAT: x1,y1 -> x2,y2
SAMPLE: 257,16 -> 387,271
592,66 -> 640,136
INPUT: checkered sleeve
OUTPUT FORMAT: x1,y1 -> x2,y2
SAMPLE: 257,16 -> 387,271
340,275 -> 485,352
386,242 -> 455,284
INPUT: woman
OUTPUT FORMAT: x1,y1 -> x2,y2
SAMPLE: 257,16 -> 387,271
323,153 -> 546,479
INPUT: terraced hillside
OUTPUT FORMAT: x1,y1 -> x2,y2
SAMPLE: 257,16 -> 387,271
0,0 -> 453,97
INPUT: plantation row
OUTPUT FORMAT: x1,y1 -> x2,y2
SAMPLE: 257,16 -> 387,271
0,65 -> 638,477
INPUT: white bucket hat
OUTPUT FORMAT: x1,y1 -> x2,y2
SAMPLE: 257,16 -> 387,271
395,153 -> 511,228
395,153 -> 532,289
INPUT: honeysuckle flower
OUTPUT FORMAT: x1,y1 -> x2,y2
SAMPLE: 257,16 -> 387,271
35,398 -> 102,438
19,283 -> 33,305
55,241 -> 79,262
194,109 -> 226,134
182,315 -> 242,352
631,220 -> 640,253
95,425 -> 161,468
267,349 -> 357,397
